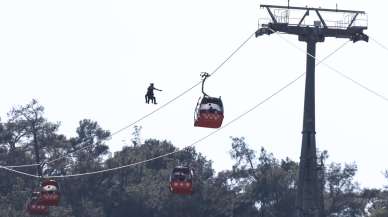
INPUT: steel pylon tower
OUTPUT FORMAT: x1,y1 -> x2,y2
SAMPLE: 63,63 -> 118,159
256,4 -> 368,217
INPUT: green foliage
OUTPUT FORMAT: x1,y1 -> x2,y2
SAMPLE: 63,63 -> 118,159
367,174 -> 388,217
230,137 -> 297,217
0,100 -> 387,217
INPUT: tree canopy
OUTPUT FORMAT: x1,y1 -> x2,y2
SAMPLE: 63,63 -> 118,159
1,100 -> 387,217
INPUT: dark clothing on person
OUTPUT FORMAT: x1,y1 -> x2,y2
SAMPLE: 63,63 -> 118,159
145,83 -> 162,104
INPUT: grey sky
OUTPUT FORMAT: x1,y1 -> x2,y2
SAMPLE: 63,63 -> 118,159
1,0 -> 387,188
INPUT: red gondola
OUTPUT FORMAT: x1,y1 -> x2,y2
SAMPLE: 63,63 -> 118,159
194,96 -> 224,128
169,166 -> 194,195
26,192 -> 49,215
40,179 -> 60,206
194,72 -> 224,128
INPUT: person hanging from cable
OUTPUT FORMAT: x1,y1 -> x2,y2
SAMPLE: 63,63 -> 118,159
145,83 -> 162,104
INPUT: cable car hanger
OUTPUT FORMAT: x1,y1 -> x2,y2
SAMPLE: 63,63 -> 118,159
200,72 -> 210,97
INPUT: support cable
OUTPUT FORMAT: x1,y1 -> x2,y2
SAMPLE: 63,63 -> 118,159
0,165 -> 40,178
1,32 -> 256,169
4,163 -> 40,168
45,31 -> 256,166
269,28 -> 388,103
370,37 -> 388,53
0,40 -> 347,179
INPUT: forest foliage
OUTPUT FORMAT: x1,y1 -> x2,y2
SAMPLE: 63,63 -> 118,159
0,100 -> 387,217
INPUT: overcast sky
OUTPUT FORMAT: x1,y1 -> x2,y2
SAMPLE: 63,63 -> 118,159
1,0 -> 387,188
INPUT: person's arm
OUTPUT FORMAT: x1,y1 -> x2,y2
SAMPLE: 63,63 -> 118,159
154,87 -> 162,91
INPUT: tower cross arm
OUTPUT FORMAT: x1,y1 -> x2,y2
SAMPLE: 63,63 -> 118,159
256,23 -> 368,43
322,27 -> 369,42
256,4 -> 368,43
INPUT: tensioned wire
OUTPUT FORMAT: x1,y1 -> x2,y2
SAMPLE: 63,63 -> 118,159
0,38 -> 349,179
4,4 -> 388,174
50,34 -> 386,168
370,37 -> 388,54
4,163 -> 40,168
44,31 -> 256,165
269,28 -> 388,103
1,31 -> 256,169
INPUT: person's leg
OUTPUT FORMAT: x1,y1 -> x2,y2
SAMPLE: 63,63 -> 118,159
150,95 -> 156,104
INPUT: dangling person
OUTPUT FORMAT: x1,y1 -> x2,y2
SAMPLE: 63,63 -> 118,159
145,83 -> 162,104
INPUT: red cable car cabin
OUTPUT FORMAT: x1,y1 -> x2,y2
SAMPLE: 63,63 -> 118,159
40,179 -> 60,206
194,96 -> 224,128
26,192 -> 49,215
169,166 -> 193,195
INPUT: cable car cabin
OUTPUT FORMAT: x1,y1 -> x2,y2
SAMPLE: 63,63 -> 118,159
194,96 -> 224,128
27,192 -> 49,215
40,179 -> 60,206
169,166 -> 193,195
